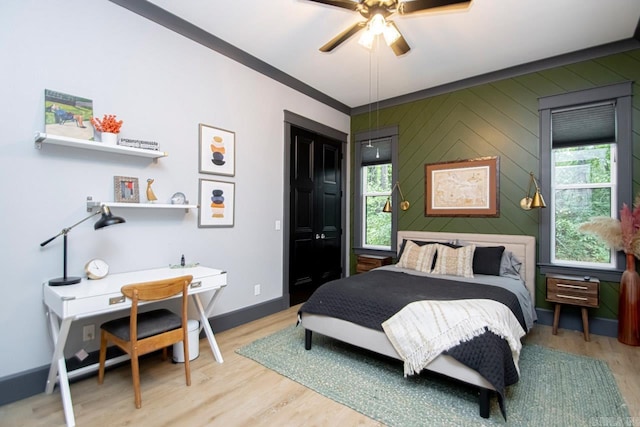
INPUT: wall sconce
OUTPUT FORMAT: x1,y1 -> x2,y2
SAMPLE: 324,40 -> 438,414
520,172 -> 546,210
383,182 -> 410,212
40,205 -> 125,286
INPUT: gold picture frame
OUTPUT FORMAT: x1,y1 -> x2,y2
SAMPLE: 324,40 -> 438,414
425,156 -> 499,217
114,176 -> 140,203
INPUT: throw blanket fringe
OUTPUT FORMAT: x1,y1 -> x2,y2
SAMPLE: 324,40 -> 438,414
382,299 -> 526,377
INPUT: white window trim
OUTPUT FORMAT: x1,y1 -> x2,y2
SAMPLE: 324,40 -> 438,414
549,144 -> 618,268
361,166 -> 392,250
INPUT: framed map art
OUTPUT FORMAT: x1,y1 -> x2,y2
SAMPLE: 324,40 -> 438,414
425,156 -> 499,217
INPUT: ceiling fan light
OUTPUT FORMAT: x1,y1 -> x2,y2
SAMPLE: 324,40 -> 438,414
383,22 -> 401,46
369,13 -> 386,35
358,29 -> 374,49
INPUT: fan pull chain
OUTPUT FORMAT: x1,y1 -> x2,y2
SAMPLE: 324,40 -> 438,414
366,46 -> 373,147
375,36 -> 380,134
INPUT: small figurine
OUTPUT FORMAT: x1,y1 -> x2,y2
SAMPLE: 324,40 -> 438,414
146,178 -> 157,202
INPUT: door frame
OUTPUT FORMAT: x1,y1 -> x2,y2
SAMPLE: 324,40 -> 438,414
283,110 -> 348,307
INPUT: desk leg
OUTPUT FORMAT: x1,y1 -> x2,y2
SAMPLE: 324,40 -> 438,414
45,310 -> 76,427
192,290 -> 224,363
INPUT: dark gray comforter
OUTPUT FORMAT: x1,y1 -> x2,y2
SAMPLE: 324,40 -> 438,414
298,269 -> 527,419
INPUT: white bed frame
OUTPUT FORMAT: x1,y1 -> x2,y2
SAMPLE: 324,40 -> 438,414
299,231 -> 536,418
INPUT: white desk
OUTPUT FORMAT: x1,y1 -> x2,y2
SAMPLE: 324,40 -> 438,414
42,266 -> 227,427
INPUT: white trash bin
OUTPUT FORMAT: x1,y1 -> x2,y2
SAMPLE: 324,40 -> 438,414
173,319 -> 200,362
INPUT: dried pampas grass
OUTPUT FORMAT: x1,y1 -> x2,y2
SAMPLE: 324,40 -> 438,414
578,194 -> 640,259
578,217 -> 624,251
630,236 -> 640,259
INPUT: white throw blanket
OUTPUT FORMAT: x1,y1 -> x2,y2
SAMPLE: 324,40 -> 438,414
381,299 -> 526,377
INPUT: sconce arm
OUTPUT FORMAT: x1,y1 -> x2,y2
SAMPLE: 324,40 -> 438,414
39,209 -> 103,247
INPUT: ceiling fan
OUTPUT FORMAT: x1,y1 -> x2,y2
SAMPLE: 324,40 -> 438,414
308,0 -> 472,56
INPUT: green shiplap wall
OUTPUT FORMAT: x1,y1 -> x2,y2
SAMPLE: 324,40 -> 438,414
351,48 -> 640,319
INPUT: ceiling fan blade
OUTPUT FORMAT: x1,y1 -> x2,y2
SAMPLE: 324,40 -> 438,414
319,21 -> 366,52
389,32 -> 410,56
399,0 -> 471,15
307,0 -> 361,11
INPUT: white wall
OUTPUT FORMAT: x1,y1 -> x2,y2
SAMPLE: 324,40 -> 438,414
0,0 -> 349,378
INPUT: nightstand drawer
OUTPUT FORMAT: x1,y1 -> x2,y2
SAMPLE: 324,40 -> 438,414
546,276 -> 599,308
356,255 -> 392,273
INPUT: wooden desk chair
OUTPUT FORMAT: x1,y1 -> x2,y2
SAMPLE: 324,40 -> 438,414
98,275 -> 194,409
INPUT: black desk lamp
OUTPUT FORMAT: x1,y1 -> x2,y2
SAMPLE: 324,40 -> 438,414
40,205 -> 125,286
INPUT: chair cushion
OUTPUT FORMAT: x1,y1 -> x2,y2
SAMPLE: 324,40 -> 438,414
101,309 -> 182,341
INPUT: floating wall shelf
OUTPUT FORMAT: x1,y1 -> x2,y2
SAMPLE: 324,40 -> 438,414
87,197 -> 197,213
34,132 -> 168,160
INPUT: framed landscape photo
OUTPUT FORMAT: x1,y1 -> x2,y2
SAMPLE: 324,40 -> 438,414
44,89 -> 94,140
198,179 -> 235,227
114,176 -> 140,203
199,123 -> 235,176
425,156 -> 499,217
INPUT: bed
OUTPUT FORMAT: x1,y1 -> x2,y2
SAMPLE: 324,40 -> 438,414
298,231 -> 536,419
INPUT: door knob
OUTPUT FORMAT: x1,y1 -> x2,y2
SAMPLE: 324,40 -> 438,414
315,234 -> 320,239
321,233 -> 326,239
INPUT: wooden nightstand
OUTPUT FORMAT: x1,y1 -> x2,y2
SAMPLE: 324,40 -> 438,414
546,274 -> 599,341
356,255 -> 392,273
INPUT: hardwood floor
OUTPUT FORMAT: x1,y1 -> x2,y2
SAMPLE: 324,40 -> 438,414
1,305 -> 638,426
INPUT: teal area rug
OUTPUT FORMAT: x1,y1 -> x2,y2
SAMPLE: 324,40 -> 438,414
237,326 -> 630,426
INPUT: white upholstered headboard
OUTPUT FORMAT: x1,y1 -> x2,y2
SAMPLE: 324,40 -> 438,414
397,231 -> 536,305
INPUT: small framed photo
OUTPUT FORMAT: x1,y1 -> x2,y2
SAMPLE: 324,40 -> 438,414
44,89 -> 94,141
198,179 -> 235,227
199,123 -> 235,176
114,176 -> 140,203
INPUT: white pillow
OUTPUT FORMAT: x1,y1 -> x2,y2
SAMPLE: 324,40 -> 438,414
432,244 -> 476,278
396,240 -> 437,273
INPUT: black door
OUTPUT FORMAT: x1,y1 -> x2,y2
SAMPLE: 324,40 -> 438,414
289,126 -> 342,305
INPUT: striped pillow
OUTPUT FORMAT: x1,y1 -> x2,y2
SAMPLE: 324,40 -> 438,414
432,244 -> 476,278
396,240 -> 437,273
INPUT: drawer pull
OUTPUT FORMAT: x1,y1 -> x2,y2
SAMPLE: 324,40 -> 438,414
557,283 -> 588,290
190,281 -> 202,289
109,296 -> 126,305
556,294 -> 588,301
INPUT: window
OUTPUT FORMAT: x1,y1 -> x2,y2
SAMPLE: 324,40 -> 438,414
354,126 -> 399,255
552,141 -> 616,267
361,139 -> 392,249
539,82 -> 633,279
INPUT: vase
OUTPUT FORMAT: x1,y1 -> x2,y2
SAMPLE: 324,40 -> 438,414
101,132 -> 118,145
618,253 -> 640,346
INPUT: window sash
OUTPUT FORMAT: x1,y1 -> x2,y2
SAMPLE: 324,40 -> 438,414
361,165 -> 392,249
549,144 -> 617,268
